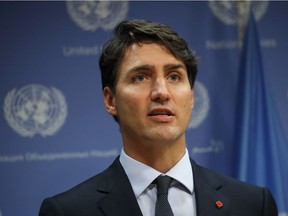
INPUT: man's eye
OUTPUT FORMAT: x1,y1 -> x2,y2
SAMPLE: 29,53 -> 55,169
133,74 -> 146,82
169,74 -> 181,81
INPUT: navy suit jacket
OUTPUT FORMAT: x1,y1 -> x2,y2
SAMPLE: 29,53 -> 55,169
39,157 -> 278,216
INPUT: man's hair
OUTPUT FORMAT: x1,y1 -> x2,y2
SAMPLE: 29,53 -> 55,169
99,19 -> 198,93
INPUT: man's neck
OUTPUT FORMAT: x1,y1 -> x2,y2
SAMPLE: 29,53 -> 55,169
123,140 -> 186,173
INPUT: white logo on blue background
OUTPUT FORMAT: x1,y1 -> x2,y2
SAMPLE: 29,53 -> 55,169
66,0 -> 129,31
208,0 -> 269,25
189,81 -> 210,129
4,84 -> 68,138
279,212 -> 288,216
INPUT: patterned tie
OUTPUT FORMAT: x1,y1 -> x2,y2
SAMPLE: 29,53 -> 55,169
155,175 -> 174,216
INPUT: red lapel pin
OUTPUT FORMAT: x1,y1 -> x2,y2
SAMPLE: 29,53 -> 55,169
215,200 -> 223,209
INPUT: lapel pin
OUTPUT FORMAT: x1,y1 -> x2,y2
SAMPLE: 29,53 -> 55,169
215,200 -> 223,209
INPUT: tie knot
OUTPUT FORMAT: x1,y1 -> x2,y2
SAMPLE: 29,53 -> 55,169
155,175 -> 173,196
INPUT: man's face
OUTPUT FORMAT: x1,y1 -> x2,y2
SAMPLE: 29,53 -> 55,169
104,42 -> 194,148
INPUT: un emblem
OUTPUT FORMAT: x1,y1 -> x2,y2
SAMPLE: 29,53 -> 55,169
208,0 -> 269,25
4,84 -> 68,138
66,0 -> 129,31
189,81 -> 210,129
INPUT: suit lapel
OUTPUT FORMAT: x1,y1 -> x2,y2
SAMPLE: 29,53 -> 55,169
191,160 -> 230,216
96,157 -> 231,216
97,158 -> 143,216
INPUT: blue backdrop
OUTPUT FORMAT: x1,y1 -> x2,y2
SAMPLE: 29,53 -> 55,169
1,1 -> 287,215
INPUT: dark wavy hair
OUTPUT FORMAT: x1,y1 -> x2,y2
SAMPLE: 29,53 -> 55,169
99,19 -> 198,93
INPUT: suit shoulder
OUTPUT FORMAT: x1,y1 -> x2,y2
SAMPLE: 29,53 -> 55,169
192,161 -> 278,215
193,161 -> 267,194
42,158 -> 123,211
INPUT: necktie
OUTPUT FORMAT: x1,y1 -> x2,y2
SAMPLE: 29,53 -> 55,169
155,175 -> 174,216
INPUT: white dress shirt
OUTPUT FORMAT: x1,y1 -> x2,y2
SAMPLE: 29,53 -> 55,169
120,148 -> 196,216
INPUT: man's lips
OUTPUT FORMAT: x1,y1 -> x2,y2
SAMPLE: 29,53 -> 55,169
148,108 -> 175,122
148,108 -> 174,116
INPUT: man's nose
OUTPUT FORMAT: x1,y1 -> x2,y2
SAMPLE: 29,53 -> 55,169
150,78 -> 170,103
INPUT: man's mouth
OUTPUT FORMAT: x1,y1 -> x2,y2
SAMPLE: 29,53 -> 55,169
148,108 -> 174,116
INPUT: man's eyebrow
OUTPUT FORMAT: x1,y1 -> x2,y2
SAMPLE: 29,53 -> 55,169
126,65 -> 155,74
163,63 -> 186,71
125,63 -> 185,75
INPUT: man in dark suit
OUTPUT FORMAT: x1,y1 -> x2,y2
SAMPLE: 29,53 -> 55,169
39,19 -> 278,216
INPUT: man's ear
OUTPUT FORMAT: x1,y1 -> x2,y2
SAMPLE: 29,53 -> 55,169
191,89 -> 194,110
103,87 -> 117,116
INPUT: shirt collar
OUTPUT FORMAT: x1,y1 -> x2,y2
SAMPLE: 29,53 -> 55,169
119,148 -> 194,198
166,149 -> 194,195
